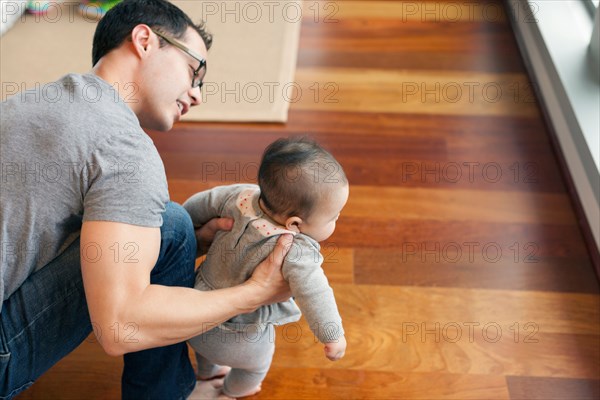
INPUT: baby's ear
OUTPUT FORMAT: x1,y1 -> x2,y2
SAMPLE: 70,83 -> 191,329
285,216 -> 302,233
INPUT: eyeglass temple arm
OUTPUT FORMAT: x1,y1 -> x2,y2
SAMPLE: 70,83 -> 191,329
150,28 -> 205,62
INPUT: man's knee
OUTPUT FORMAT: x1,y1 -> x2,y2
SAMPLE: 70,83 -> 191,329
152,202 -> 196,287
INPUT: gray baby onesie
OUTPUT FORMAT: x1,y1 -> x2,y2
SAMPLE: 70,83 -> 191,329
183,183 -> 344,341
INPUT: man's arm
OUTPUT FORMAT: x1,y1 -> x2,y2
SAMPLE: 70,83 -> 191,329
80,220 -> 291,356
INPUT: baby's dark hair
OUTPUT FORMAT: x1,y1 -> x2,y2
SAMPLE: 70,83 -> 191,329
258,137 -> 347,219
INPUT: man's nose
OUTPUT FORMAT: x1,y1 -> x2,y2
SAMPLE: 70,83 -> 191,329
189,86 -> 202,106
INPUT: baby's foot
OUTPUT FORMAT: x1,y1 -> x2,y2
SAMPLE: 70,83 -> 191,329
189,378 -> 233,400
197,365 -> 232,381
223,383 -> 262,399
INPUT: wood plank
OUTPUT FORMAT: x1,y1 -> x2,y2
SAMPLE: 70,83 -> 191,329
259,367 -> 510,399
334,156 -> 564,192
292,68 -> 541,117
331,218 -> 589,256
297,48 -> 527,73
163,109 -> 564,172
166,110 -> 551,141
354,248 -> 599,293
342,186 -> 576,225
506,376 -> 600,400
299,19 -> 516,53
301,1 -> 508,22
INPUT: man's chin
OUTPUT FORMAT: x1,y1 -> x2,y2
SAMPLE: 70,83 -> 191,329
139,118 -> 174,132
158,122 -> 175,132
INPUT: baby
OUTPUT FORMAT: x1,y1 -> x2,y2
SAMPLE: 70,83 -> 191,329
183,137 -> 348,398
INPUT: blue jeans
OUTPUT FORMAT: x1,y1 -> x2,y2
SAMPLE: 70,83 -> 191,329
0,202 -> 197,400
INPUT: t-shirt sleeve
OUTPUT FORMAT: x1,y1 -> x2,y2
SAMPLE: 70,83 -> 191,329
82,131 -> 169,227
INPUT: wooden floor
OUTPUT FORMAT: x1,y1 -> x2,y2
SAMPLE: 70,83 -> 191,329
19,1 -> 600,399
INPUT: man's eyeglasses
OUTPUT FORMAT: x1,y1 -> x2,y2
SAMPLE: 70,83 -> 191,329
151,28 -> 207,89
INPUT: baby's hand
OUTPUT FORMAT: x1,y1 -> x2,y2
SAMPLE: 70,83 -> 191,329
324,336 -> 347,361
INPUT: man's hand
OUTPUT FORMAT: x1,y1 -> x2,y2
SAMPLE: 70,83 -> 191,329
245,234 -> 294,308
324,336 -> 347,361
195,217 -> 234,257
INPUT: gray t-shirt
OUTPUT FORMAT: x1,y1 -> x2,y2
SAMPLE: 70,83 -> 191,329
1,73 -> 169,304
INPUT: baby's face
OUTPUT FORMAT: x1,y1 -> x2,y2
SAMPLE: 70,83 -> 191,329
300,184 -> 349,242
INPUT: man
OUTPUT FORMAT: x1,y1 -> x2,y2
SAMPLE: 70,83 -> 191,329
0,0 -> 291,398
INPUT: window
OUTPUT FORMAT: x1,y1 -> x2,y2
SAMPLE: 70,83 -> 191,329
507,1 -> 600,250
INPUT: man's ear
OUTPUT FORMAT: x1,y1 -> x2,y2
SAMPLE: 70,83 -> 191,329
130,24 -> 154,58
285,216 -> 302,233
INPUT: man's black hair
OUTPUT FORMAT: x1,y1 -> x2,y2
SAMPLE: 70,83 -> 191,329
92,0 -> 212,66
